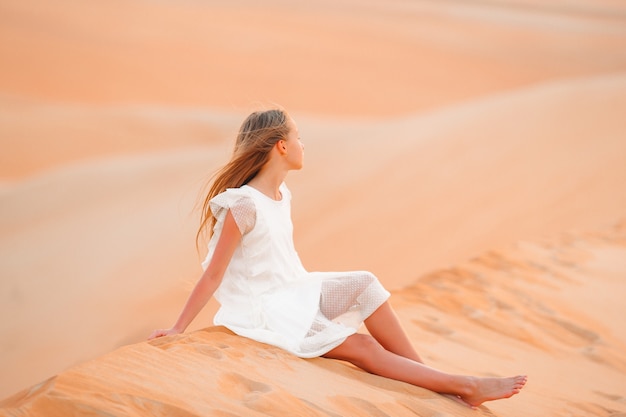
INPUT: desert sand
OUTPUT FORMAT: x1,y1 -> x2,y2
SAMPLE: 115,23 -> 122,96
1,0 -> 626,416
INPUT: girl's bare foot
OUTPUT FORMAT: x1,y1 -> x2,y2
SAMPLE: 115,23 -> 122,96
460,375 -> 527,407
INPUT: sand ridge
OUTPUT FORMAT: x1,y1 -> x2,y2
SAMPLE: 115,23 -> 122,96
1,0 -> 625,116
2,222 -> 625,416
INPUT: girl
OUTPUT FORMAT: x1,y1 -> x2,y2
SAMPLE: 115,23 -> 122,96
149,109 -> 526,408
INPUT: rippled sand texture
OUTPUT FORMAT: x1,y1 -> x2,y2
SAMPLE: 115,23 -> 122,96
2,223 -> 625,416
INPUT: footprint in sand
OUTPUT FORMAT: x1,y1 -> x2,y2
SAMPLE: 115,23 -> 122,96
190,343 -> 224,360
218,372 -> 318,415
218,372 -> 272,401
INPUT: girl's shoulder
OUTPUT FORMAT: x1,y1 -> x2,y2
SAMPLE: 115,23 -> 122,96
210,187 -> 257,235
211,182 -> 291,209
210,186 -> 254,209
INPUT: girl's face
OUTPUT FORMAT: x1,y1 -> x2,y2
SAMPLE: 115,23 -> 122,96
283,118 -> 304,170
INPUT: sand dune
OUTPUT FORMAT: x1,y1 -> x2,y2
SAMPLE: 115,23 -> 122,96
1,0 -> 625,117
2,221 -> 625,416
291,73 -> 626,284
1,0 -> 626,415
0,96 -> 242,180
395,221 -> 626,417
0,328 -> 500,417
1,73 -> 625,411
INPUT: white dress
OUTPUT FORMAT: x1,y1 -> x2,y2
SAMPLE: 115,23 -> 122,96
202,183 -> 390,358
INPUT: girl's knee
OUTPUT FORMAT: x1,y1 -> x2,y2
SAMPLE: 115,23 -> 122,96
351,334 -> 384,356
324,334 -> 385,371
359,333 -> 379,347
328,333 -> 381,357
348,334 -> 385,369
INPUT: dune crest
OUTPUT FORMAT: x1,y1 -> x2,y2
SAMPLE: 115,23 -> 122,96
0,327 -> 497,417
2,221 -> 625,417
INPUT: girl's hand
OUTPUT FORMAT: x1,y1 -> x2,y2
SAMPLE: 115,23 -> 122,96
148,327 -> 181,340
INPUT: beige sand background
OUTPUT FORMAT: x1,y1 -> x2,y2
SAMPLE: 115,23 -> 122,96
1,0 -> 626,416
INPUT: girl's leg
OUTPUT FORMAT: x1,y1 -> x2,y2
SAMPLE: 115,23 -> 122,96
323,333 -> 527,407
364,301 -> 423,363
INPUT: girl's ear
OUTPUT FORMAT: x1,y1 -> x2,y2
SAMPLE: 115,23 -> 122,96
277,140 -> 287,154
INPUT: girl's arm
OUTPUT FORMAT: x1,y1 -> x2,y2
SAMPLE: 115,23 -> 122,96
148,210 -> 241,340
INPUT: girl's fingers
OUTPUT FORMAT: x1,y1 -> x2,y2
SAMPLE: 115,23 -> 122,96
148,330 -> 164,340
148,328 -> 181,340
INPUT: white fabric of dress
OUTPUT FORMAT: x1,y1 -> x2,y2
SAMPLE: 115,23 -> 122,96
202,183 -> 390,358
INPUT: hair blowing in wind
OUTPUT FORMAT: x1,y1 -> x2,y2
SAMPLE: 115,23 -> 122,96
196,109 -> 290,246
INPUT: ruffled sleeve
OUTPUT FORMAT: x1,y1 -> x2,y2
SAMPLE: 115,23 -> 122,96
209,188 -> 256,236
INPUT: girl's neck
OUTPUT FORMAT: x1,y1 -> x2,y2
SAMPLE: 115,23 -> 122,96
247,171 -> 286,201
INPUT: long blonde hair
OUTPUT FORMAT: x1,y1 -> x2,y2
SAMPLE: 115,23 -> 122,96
196,109 -> 290,246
